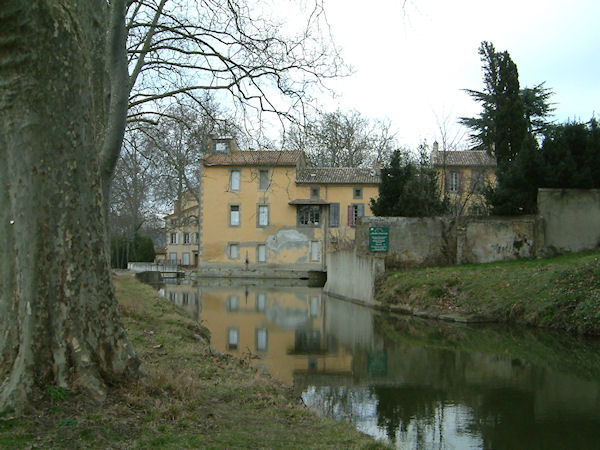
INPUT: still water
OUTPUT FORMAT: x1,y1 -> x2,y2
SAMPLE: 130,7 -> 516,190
155,278 -> 600,449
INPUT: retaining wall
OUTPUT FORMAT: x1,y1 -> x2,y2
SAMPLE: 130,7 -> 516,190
323,249 -> 385,305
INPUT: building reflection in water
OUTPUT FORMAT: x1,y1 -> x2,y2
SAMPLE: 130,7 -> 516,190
158,279 -> 600,449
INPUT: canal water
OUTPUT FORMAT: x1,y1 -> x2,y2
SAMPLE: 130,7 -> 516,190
154,278 -> 600,448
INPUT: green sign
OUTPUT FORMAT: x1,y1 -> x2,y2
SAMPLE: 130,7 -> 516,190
369,226 -> 389,252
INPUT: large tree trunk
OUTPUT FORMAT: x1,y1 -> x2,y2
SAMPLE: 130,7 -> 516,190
0,1 -> 140,412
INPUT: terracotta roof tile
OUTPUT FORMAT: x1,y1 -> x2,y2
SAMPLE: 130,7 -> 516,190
432,150 -> 497,167
203,150 -> 303,166
296,167 -> 380,184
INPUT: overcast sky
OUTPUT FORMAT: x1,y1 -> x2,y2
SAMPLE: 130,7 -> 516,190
320,0 -> 600,149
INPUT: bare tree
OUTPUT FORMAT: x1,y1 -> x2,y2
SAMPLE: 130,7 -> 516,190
286,109 -> 396,167
1,0 -> 343,412
125,0 -> 345,128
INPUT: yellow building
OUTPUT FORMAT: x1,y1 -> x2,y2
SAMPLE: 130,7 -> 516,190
161,282 -> 355,385
431,146 -> 497,216
166,137 -> 380,271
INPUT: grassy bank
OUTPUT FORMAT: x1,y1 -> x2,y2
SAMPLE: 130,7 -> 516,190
1,274 -> 380,448
376,250 -> 600,335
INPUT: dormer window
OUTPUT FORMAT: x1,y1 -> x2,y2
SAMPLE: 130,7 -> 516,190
213,139 -> 230,154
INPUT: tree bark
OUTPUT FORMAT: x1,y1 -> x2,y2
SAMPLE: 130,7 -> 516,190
0,1 -> 140,413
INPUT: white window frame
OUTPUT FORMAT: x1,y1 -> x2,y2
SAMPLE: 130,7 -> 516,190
170,232 -> 178,244
169,252 -> 177,264
182,252 -> 190,266
183,232 -> 190,244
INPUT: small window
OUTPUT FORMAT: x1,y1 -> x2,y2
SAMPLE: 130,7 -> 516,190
169,233 -> 178,244
193,232 -> 199,244
230,169 -> 241,191
310,186 -> 320,199
257,244 -> 267,262
468,205 -> 485,216
258,169 -> 269,191
447,170 -> 460,192
329,203 -> 340,227
183,232 -> 190,244
182,292 -> 189,305
229,243 -> 239,259
257,205 -> 269,227
229,205 -> 240,226
182,253 -> 190,265
255,328 -> 268,352
227,328 -> 239,350
169,252 -> 177,263
353,187 -> 363,199
169,291 -> 177,303
298,205 -> 320,226
471,170 -> 484,194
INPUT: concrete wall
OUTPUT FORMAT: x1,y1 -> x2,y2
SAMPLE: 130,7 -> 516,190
324,250 -> 385,305
458,215 -> 537,264
357,216 -> 455,267
538,189 -> 600,253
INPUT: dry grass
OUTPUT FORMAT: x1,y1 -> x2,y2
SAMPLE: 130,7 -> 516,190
1,273 -> 383,449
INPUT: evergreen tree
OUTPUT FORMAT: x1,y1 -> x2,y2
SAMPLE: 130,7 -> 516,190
370,147 -> 447,217
541,119 -> 600,189
460,41 -> 529,169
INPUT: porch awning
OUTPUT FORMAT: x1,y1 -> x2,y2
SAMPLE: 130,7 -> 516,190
288,199 -> 330,205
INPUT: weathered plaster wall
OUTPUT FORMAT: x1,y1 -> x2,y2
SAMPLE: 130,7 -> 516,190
459,216 -> 537,264
324,250 -> 385,304
538,189 -> 600,253
356,216 -> 539,267
357,216 -> 455,267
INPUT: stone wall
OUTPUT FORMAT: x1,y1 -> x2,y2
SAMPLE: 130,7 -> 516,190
538,189 -> 600,253
357,216 -> 455,268
458,215 -> 538,264
357,215 -> 540,267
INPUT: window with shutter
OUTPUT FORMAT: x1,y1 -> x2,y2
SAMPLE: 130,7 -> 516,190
329,203 -> 340,227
